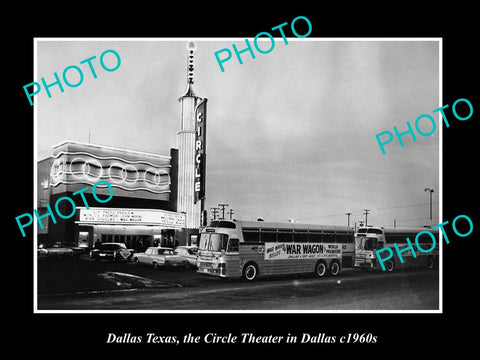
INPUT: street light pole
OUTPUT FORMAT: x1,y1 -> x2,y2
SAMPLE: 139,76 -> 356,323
424,188 -> 434,226
363,209 -> 370,226
346,212 -> 351,227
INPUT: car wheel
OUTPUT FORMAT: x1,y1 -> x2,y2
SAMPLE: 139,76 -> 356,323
185,262 -> 190,269
153,262 -> 159,269
134,257 -> 139,265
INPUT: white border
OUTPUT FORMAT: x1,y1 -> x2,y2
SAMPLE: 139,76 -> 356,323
33,37 -> 442,314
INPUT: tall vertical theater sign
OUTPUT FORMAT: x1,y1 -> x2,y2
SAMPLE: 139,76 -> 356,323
194,98 -> 207,204
177,41 -> 207,235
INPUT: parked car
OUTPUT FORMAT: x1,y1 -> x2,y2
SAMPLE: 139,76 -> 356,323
90,243 -> 134,262
56,241 -> 87,256
174,246 -> 198,268
132,247 -> 188,269
38,242 -> 77,260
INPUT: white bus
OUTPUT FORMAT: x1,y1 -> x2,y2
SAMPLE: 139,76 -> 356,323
354,225 -> 439,272
197,220 -> 355,281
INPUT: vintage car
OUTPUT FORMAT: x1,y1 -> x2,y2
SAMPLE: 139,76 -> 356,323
38,242 -> 77,260
132,247 -> 188,269
90,243 -> 134,262
56,241 -> 87,255
174,246 -> 198,268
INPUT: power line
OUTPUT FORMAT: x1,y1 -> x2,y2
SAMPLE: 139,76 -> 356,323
377,202 -> 439,210
210,207 -> 219,220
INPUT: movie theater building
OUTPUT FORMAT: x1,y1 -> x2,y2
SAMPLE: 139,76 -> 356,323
36,41 -> 207,250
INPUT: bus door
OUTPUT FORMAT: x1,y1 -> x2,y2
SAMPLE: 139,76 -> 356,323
224,238 -> 241,277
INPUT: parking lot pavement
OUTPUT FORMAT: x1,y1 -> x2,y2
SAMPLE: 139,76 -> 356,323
37,255 -> 224,295
37,264 -> 439,311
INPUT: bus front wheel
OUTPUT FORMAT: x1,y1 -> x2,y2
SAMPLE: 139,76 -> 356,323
314,260 -> 327,278
385,259 -> 395,272
242,262 -> 258,281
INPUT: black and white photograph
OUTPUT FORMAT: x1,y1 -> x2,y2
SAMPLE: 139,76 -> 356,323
32,37 -> 442,312
9,5 -> 478,355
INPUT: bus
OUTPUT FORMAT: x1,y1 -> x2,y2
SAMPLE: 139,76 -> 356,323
354,225 -> 439,272
197,220 -> 355,281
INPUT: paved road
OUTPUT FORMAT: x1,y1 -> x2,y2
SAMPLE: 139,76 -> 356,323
37,268 -> 439,311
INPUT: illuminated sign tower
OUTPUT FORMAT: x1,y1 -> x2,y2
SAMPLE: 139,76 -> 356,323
177,41 -> 207,230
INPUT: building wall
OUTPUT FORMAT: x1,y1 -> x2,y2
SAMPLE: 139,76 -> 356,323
50,140 -> 172,201
39,141 -> 181,246
37,157 -> 54,243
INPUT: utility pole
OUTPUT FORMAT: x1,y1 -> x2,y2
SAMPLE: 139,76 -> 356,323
363,209 -> 370,226
345,212 -> 352,227
210,207 -> 219,220
227,208 -> 234,220
218,203 -> 229,220
424,187 -> 434,227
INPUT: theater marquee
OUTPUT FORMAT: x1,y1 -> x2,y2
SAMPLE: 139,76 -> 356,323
77,207 -> 186,228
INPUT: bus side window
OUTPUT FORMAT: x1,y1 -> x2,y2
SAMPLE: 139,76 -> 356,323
227,238 -> 239,253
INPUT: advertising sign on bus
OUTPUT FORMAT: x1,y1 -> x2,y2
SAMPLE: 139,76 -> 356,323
264,243 -> 342,260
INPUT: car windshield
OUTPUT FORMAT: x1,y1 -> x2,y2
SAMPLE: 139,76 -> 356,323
159,249 -> 173,255
60,242 -> 77,247
99,244 -> 121,251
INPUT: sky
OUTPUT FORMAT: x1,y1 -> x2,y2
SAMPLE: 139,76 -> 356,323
36,38 -> 440,228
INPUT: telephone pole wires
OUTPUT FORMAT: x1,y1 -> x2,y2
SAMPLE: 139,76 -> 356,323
363,209 -> 370,226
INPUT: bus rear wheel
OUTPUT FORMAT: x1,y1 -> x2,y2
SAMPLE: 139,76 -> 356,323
329,260 -> 341,276
242,262 -> 258,281
314,260 -> 327,278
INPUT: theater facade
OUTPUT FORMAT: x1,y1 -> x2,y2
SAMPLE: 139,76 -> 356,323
36,42 -> 207,250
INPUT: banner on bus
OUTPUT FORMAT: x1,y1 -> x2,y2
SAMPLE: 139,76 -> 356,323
264,243 -> 342,260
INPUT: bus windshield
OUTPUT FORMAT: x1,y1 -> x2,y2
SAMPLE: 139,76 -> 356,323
362,238 -> 378,250
199,233 -> 229,252
355,237 -> 378,250
199,233 -> 210,250
355,237 -> 363,250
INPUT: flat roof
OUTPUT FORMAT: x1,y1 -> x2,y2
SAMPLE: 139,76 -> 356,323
51,139 -> 171,160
